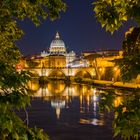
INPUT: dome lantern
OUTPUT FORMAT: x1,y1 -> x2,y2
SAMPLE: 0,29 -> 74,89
55,32 -> 60,39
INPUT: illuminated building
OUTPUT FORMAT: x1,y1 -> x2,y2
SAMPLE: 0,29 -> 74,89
40,32 -> 76,68
43,55 -> 66,68
19,32 -> 135,82
66,58 -> 89,68
41,32 -> 66,56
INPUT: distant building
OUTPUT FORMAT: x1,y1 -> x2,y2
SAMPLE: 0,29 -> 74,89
96,50 -> 122,57
41,32 -> 67,56
81,51 -> 96,57
66,58 -> 89,68
81,50 -> 123,67
82,50 -> 122,57
40,32 -> 76,68
18,32 -> 124,82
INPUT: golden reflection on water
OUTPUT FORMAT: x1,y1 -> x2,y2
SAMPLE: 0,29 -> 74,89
80,118 -> 104,126
28,80 -> 40,91
29,80 -> 122,125
47,81 -> 66,94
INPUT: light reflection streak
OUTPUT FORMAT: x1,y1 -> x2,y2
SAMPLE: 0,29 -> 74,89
29,81 -> 120,124
79,118 -> 104,126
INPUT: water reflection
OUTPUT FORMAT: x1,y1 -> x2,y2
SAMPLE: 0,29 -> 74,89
27,80 -> 140,139
29,80 -> 104,125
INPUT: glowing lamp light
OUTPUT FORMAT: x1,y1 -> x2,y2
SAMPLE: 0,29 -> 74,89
16,64 -> 22,70
114,67 -> 118,71
99,68 -> 102,71
93,88 -> 96,94
93,94 -> 97,102
92,88 -> 98,102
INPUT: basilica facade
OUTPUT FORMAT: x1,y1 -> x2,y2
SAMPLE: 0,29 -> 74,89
40,32 -> 76,68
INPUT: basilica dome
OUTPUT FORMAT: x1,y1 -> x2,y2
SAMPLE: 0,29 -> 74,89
49,32 -> 67,54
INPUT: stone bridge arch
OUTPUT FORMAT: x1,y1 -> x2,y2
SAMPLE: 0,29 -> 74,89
75,70 -> 92,79
48,69 -> 66,78
29,70 -> 40,77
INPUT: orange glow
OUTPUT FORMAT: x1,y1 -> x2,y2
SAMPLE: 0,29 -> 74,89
56,108 -> 61,119
122,107 -> 126,113
114,67 -> 118,71
28,81 -> 39,91
114,97 -> 122,107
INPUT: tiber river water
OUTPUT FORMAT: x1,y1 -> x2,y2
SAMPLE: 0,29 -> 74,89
18,80 -> 124,140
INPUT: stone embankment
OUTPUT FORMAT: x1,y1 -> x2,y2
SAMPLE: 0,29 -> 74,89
93,80 -> 140,89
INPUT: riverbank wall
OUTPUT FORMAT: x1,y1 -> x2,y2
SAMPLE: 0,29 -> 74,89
92,80 -> 140,89
69,77 -> 140,89
33,76 -> 140,89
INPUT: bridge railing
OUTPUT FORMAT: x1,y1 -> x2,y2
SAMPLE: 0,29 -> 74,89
24,66 -> 94,70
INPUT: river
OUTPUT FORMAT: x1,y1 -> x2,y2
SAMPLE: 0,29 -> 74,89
18,80 -> 125,140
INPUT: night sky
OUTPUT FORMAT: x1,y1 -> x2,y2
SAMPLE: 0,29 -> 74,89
17,0 -> 137,56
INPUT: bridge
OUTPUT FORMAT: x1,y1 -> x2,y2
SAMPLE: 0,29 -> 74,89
25,67 -> 97,79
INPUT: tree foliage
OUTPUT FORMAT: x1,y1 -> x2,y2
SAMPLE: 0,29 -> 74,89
0,0 -> 66,139
116,27 -> 140,81
94,1 -> 140,138
99,89 -> 140,140
93,0 -> 140,33
26,60 -> 39,68
113,93 -> 140,140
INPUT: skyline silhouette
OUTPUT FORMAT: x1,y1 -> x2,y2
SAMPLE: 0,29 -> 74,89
17,0 -> 137,56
